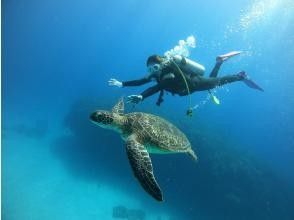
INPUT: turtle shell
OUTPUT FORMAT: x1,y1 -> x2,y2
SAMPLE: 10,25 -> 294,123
126,112 -> 192,153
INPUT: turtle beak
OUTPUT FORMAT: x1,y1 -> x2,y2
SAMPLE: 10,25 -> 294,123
90,111 -> 105,123
90,112 -> 97,122
90,111 -> 104,123
90,111 -> 114,125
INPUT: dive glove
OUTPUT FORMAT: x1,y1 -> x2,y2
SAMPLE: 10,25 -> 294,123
127,95 -> 143,104
108,78 -> 123,88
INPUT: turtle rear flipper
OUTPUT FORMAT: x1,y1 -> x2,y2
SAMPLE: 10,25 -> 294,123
126,135 -> 163,202
187,148 -> 198,161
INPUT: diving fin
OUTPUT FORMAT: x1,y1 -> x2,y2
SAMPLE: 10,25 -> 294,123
212,95 -> 220,105
238,71 -> 264,92
217,51 -> 242,62
209,90 -> 220,105
243,79 -> 264,91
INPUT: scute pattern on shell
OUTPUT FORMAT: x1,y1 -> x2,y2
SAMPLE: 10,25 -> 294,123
126,112 -> 191,152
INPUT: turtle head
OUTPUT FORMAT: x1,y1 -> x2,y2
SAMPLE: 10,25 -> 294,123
90,110 -> 124,132
90,98 -> 126,132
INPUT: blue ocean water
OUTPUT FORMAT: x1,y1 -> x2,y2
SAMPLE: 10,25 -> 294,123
2,0 -> 294,219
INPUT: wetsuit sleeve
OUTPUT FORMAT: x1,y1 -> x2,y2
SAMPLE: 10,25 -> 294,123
140,84 -> 161,100
122,74 -> 153,87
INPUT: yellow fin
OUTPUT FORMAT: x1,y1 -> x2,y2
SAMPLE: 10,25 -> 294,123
212,95 -> 220,105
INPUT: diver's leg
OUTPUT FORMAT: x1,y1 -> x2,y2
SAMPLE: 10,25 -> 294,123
216,74 -> 244,86
191,71 -> 264,92
209,51 -> 243,78
192,74 -> 244,91
209,61 -> 222,77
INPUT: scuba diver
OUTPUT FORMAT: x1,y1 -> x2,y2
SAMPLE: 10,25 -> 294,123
108,51 -> 264,107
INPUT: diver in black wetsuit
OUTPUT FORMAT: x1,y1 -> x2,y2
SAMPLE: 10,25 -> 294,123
108,52 -> 263,105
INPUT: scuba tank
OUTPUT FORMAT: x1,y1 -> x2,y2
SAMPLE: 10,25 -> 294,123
173,55 -> 205,76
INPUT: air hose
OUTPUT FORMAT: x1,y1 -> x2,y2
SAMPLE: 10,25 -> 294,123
170,59 -> 193,117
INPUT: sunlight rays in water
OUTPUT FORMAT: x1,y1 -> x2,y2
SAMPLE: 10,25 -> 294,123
239,0 -> 280,30
224,0 -> 293,36
221,0 -> 293,58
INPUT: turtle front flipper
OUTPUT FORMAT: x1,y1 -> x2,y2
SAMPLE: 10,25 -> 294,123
112,97 -> 124,115
125,135 -> 163,201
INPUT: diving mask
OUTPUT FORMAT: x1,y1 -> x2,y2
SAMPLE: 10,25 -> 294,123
147,63 -> 161,73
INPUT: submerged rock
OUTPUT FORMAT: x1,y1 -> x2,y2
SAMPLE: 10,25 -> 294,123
112,205 -> 145,220
127,209 -> 145,220
112,206 -> 128,218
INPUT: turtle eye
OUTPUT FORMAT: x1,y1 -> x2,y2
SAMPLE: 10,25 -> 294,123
97,113 -> 104,121
90,112 -> 106,123
102,115 -> 113,124
90,111 -> 113,125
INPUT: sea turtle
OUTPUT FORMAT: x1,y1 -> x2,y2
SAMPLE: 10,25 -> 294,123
90,98 -> 197,201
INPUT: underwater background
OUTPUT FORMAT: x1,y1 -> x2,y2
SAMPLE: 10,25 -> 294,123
2,0 -> 294,219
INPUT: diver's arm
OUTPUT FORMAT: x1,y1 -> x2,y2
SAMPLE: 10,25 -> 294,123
127,83 -> 161,104
108,78 -> 123,87
126,85 -> 161,104
140,84 -> 161,100
108,75 -> 152,88
122,76 -> 152,87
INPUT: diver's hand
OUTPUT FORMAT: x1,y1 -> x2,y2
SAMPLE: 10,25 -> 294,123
127,95 -> 143,104
108,78 -> 123,88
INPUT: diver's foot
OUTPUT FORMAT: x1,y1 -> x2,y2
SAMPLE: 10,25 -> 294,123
237,71 -> 247,79
216,51 -> 242,63
238,71 -> 264,92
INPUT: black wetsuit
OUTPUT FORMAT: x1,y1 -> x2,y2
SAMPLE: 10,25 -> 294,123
122,60 -> 243,102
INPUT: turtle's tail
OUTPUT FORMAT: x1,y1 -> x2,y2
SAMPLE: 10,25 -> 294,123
187,149 -> 197,161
